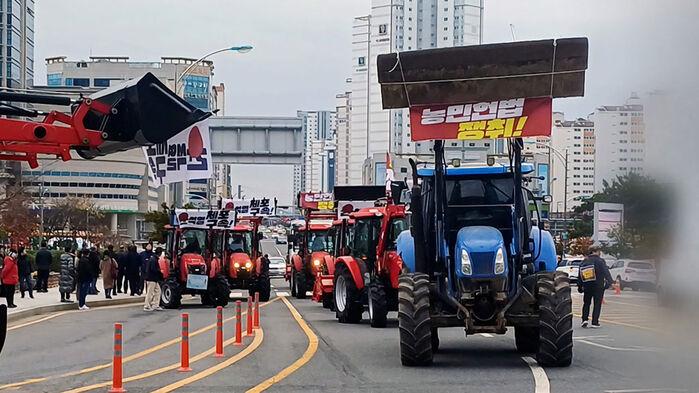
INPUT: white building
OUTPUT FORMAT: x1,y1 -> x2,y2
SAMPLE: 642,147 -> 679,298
335,89 -> 352,186
349,0 -> 485,184
298,110 -> 336,192
549,114 -> 596,212
590,93 -> 646,192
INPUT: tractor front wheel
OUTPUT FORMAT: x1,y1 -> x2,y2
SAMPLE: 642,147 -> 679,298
160,278 -> 182,309
294,271 -> 307,299
398,273 -> 433,366
515,326 -> 539,353
211,277 -> 231,307
368,278 -> 388,328
322,293 -> 334,309
536,271 -> 573,367
290,269 -> 297,297
334,265 -> 362,323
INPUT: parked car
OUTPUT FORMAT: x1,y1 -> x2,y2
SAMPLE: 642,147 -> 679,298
275,236 -> 288,245
556,257 -> 584,284
609,259 -> 656,291
268,256 -> 286,277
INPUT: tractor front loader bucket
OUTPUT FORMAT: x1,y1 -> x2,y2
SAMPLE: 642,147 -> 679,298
377,38 -> 588,109
76,72 -> 211,159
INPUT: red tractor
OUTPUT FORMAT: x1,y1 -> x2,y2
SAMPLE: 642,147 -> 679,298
219,217 -> 271,301
333,203 -> 409,327
160,210 -> 232,309
311,217 -> 354,309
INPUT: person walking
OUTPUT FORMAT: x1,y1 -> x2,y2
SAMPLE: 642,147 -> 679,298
99,250 -> 118,299
1,250 -> 19,308
126,246 -> 141,296
88,246 -> 101,295
76,248 -> 92,310
143,247 -> 164,311
17,246 -> 33,299
105,245 -> 118,297
59,246 -> 76,303
34,242 -> 52,293
578,246 -> 614,328
116,245 -> 128,294
139,242 -> 154,295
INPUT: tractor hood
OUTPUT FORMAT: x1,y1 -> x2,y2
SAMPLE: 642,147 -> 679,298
230,252 -> 252,267
455,226 -> 506,278
310,251 -> 329,273
181,253 -> 206,266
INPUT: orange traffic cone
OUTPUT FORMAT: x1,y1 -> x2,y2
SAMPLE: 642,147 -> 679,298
614,280 -> 621,295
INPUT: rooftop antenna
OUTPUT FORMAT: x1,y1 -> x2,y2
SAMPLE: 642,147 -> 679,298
509,24 -> 516,41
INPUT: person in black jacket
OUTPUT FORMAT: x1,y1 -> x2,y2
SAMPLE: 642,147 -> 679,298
88,247 -> 101,295
577,246 -> 614,328
34,242 -> 52,292
116,245 -> 128,294
17,246 -> 33,299
125,245 -> 142,296
77,248 -> 92,310
143,247 -> 164,311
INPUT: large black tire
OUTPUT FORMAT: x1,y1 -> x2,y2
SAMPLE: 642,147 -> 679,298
536,271 -> 573,367
250,271 -> 271,302
212,277 -> 230,307
398,273 -> 433,366
515,326 -> 539,353
290,269 -> 297,297
334,264 -> 363,323
322,293 -> 334,310
431,327 -> 440,353
368,278 -> 388,328
294,271 -> 307,299
160,278 -> 182,309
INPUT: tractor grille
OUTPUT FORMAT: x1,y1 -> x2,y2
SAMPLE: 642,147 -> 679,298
470,252 -> 495,276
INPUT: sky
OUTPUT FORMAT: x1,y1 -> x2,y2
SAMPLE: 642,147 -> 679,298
34,1 -> 699,204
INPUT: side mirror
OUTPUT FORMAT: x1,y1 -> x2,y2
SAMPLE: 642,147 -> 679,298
542,195 -> 553,203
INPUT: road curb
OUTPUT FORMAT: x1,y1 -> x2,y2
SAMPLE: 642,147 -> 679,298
7,296 -> 145,323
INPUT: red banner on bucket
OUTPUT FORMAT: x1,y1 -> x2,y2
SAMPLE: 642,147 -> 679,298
408,97 -> 552,141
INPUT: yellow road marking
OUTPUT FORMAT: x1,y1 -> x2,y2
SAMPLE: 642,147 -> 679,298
0,298 -> 280,391
245,296 -> 318,393
7,303 -> 142,331
150,329 -> 264,393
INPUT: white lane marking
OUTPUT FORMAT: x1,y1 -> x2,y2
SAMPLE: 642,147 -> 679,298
605,389 -> 687,393
274,246 -> 284,257
276,291 -> 289,297
522,356 -> 550,393
480,333 -> 494,338
578,339 -> 658,352
573,335 -> 609,340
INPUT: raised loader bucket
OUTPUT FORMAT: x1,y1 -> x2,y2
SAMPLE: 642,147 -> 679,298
76,72 -> 211,159
377,38 -> 588,109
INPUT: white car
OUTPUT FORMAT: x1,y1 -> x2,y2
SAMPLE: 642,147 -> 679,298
556,257 -> 584,284
268,256 -> 286,277
609,259 -> 656,291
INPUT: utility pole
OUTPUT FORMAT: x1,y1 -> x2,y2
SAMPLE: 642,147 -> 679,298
562,148 -> 569,255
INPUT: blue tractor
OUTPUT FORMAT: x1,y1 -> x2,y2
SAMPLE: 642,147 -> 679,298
377,38 -> 588,367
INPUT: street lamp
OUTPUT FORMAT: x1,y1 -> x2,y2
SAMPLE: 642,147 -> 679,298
175,45 -> 253,94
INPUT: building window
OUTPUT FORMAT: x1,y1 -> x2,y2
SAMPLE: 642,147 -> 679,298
93,78 -> 111,87
379,24 -> 388,35
72,78 -> 90,87
358,56 -> 365,66
47,73 -> 62,86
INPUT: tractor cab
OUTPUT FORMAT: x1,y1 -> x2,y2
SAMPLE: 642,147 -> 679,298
311,217 -> 355,308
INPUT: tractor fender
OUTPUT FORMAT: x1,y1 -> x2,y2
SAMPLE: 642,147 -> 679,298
255,255 -> 269,275
323,255 -> 336,276
291,254 -> 304,274
396,230 -> 415,273
530,227 -> 557,272
208,257 -> 222,278
384,251 -> 403,289
335,256 -> 365,290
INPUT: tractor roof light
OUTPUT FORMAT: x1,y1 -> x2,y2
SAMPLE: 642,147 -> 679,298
461,249 -> 472,275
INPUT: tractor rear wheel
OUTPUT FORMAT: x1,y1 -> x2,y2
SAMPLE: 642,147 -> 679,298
160,278 -> 182,309
431,328 -> 440,353
334,264 -> 363,323
515,326 -> 540,353
294,271 -> 307,299
212,277 -> 230,307
536,271 -> 573,367
398,273 -> 433,366
368,278 -> 388,328
290,269 -> 297,297
251,271 -> 271,302
322,294 -> 334,309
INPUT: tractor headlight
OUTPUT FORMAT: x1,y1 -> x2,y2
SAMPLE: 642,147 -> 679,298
313,259 -> 322,267
461,249 -> 472,275
245,261 -> 252,269
494,248 -> 505,274
234,262 -> 240,269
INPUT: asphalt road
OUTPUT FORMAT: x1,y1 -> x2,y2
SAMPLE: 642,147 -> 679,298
0,240 -> 696,392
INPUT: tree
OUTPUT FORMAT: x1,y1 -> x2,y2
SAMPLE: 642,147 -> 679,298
568,237 -> 593,256
41,197 -> 108,244
144,203 -> 171,243
0,187 -> 39,246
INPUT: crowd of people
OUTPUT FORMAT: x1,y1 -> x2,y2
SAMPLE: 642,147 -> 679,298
1,241 -> 165,312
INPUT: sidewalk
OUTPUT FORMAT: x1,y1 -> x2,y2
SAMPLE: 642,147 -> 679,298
4,279 -> 145,321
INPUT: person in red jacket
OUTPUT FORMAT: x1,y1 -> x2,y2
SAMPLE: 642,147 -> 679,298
1,250 -> 19,308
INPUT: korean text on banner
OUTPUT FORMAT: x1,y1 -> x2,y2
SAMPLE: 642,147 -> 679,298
174,209 -> 237,230
408,97 -> 552,141
300,192 -> 334,210
143,119 -> 212,186
220,198 -> 276,216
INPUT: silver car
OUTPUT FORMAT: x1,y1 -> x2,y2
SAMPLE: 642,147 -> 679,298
268,256 -> 286,277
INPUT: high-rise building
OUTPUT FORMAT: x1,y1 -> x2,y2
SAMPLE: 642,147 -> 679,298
590,93 -> 646,193
549,114 -> 596,212
298,110 -> 336,192
348,0 -> 484,184
1,0 -> 34,88
335,89 -> 352,186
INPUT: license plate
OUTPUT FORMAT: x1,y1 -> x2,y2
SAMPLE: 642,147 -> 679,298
186,274 -> 208,290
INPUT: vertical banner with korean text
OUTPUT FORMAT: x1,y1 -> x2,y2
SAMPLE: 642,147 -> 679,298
408,97 -> 552,141
143,119 -> 212,186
